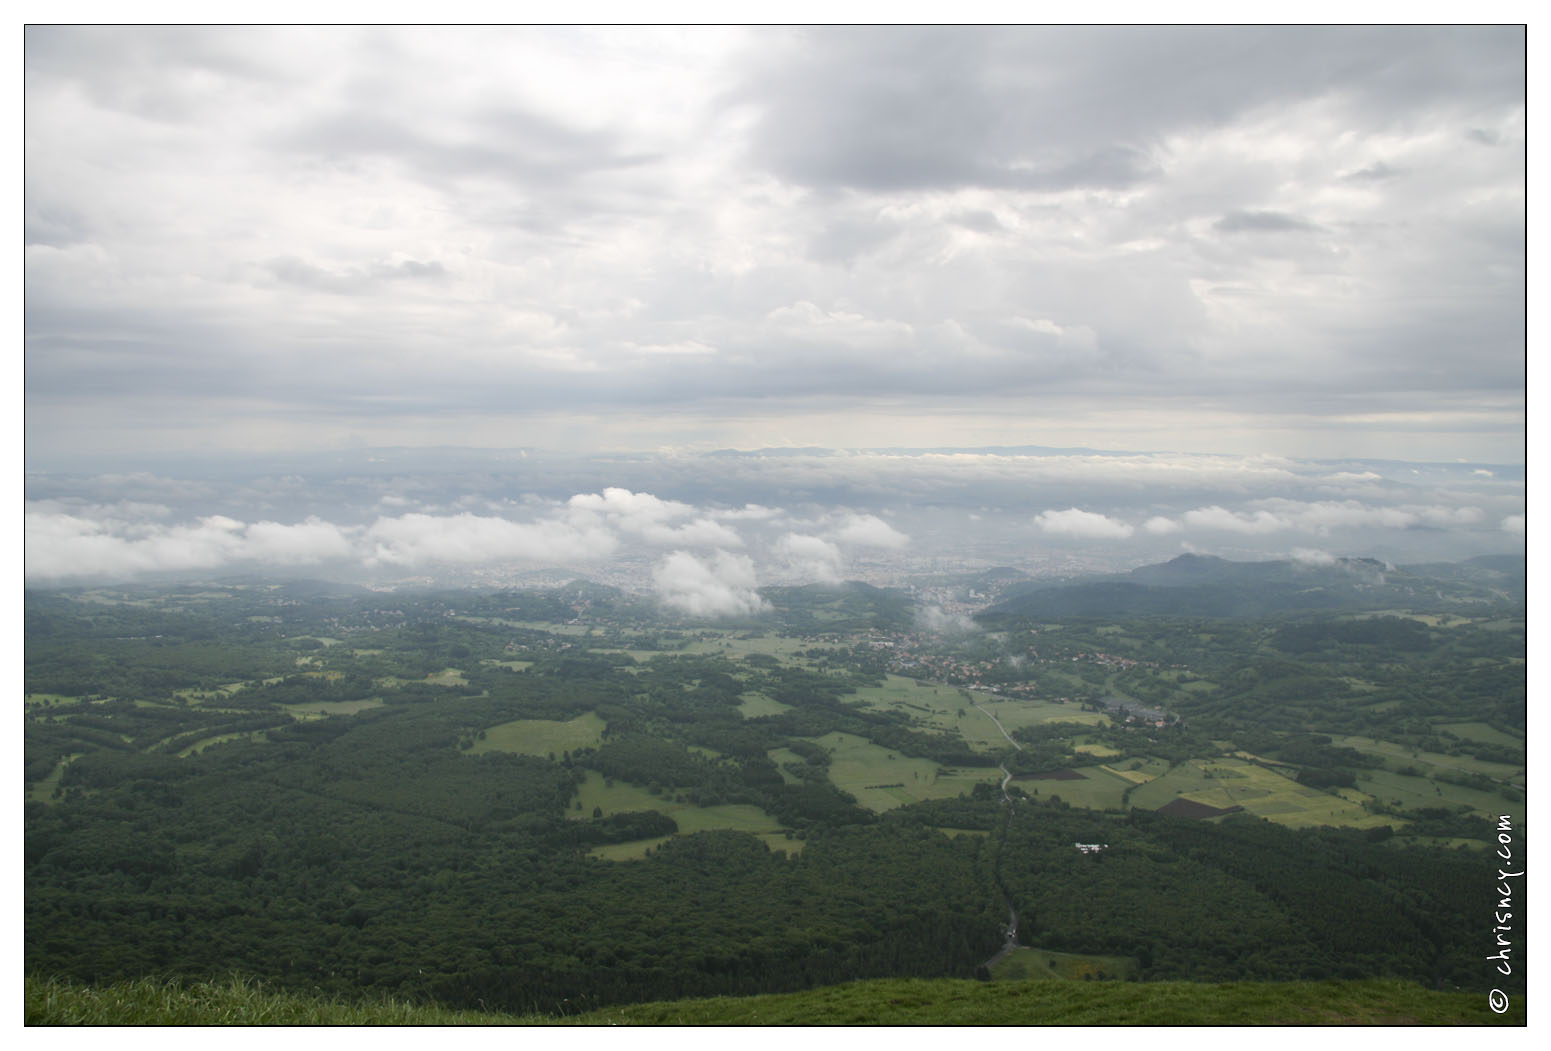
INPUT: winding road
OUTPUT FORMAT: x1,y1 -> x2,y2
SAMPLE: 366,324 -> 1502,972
971,696 -> 1025,973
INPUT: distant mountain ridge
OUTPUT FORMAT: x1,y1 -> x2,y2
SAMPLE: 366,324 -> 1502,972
981,553 -> 1524,621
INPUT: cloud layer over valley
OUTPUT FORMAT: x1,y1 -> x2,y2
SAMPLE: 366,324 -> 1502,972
25,447 -> 1524,611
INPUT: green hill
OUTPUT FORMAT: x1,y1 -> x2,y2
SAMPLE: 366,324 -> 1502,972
26,974 -> 1521,1026
982,554 -> 1525,621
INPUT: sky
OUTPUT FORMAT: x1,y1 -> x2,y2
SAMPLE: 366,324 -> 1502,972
21,25 -> 1528,596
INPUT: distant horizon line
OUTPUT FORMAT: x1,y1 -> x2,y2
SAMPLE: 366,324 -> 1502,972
23,441 -> 1529,474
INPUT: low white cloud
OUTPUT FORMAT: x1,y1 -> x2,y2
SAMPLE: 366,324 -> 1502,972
652,550 -> 769,617
712,503 -> 784,521
1289,547 -> 1338,566
243,517 -> 358,564
568,487 -> 694,525
25,511 -> 248,578
1142,516 -> 1183,535
831,513 -> 910,549
1035,508 -> 1134,539
566,487 -> 742,546
365,512 -> 616,566
916,604 -> 979,634
775,533 -> 844,582
1502,514 -> 1525,537
645,517 -> 746,547
1180,506 -> 1289,534
1234,499 -> 1486,534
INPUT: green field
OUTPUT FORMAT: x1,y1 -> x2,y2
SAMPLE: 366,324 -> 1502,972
678,632 -> 827,662
24,693 -> 90,710
1433,721 -> 1525,749
809,731 -> 1001,811
990,946 -> 1139,982
1331,735 -> 1526,787
471,712 -> 607,757
1019,765 -> 1135,810
568,769 -> 786,844
845,674 -> 1107,752
766,746 -> 812,785
280,698 -> 385,719
736,691 -> 793,719
1127,758 -> 1393,829
964,695 -> 1108,740
27,754 -> 81,804
1353,768 -> 1516,820
177,730 -> 273,758
28,974 -> 1518,1026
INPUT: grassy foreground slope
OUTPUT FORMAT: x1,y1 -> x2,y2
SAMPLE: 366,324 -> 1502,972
26,975 -> 1522,1026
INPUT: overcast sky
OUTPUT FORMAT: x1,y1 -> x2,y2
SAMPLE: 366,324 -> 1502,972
22,26 -> 1527,596
25,25 -> 1525,466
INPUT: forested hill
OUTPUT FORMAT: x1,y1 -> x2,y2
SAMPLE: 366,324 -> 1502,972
980,554 -> 1524,621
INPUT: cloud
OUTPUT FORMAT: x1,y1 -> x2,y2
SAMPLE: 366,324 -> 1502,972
568,487 -> 695,523
25,511 -> 359,579
567,487 -> 744,546
25,512 -> 243,578
831,513 -> 909,549
711,503 -> 784,521
364,512 -> 616,567
1289,547 -> 1338,566
1213,210 -> 1319,234
1180,506 -> 1288,534
1502,514 -> 1525,537
1034,508 -> 1134,539
916,605 -> 979,634
22,27 -> 1523,467
774,533 -> 844,582
652,550 -> 768,617
239,517 -> 357,564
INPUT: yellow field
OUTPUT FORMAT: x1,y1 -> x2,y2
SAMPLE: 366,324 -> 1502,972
1100,762 -> 1160,785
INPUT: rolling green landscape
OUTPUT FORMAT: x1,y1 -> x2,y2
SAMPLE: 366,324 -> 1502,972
24,555 -> 1527,1023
